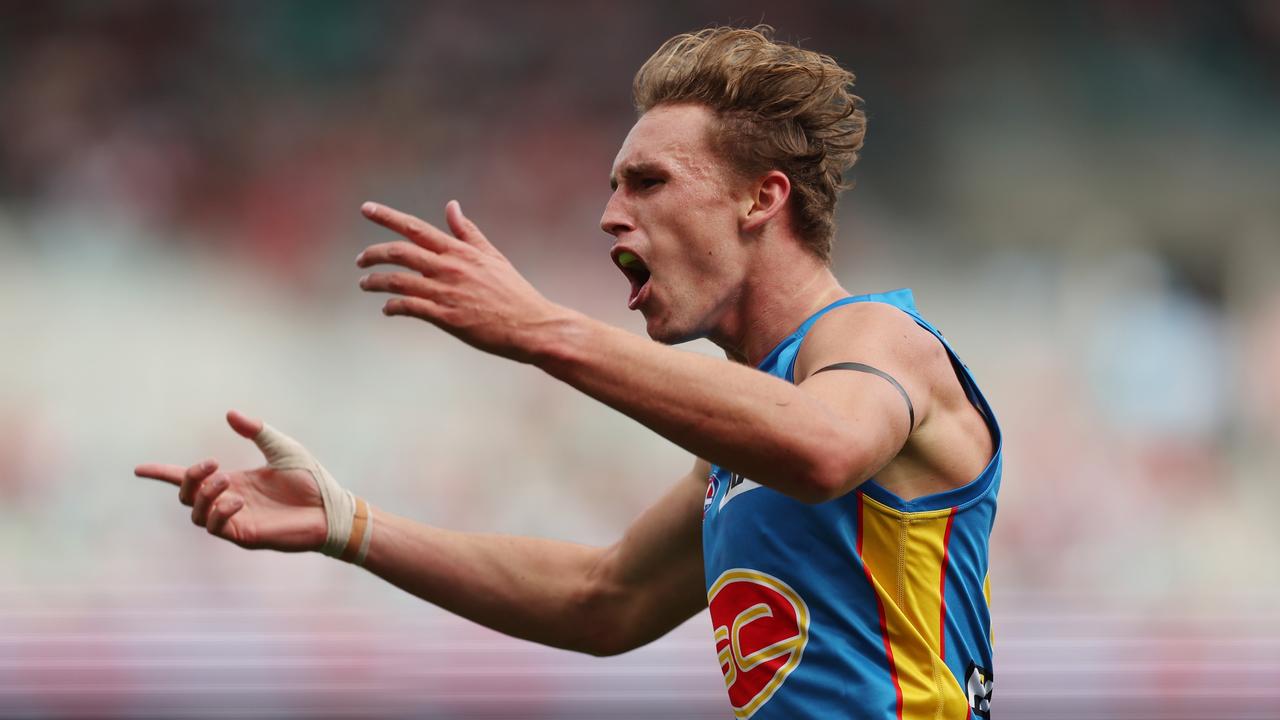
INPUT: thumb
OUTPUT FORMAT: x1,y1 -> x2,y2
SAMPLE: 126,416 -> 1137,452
226,410 -> 263,439
227,410 -> 306,467
445,200 -> 490,248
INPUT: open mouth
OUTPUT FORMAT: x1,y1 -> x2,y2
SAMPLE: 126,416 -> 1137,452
611,248 -> 652,310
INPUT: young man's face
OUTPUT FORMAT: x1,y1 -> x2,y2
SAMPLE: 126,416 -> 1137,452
601,103 -> 754,345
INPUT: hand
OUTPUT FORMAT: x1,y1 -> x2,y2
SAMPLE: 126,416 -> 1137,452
356,200 -> 573,363
135,410 -> 327,552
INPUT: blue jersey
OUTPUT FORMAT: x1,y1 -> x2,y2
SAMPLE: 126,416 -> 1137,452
702,289 -> 1000,719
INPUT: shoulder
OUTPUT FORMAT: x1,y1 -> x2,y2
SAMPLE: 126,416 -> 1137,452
793,300 -> 946,386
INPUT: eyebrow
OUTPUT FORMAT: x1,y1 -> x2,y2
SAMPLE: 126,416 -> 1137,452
609,161 -> 665,191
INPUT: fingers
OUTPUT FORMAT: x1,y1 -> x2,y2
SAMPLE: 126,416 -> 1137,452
206,493 -> 245,539
444,200 -> 493,251
360,202 -> 458,254
134,463 -> 188,487
356,240 -> 442,276
358,271 -> 444,300
383,295 -> 448,322
191,472 -> 230,527
226,410 -> 263,440
178,459 -> 219,506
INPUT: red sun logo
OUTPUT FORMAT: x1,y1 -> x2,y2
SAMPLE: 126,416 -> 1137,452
708,569 -> 810,719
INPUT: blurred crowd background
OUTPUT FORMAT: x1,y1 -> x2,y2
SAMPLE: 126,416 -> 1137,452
2,1 -> 1279,717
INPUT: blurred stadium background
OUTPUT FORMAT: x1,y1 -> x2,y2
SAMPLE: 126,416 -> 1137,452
2,1 -> 1279,717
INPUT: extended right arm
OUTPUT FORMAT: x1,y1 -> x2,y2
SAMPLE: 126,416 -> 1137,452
136,411 -> 709,657
363,458 -> 708,655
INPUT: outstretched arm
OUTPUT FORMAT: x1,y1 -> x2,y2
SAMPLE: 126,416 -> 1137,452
137,413 -> 707,656
356,201 -> 936,502
365,458 -> 708,655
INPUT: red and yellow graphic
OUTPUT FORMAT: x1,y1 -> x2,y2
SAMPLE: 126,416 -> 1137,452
708,569 -> 810,719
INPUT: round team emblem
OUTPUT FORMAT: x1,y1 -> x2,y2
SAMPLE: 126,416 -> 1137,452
703,473 -> 718,518
708,569 -> 810,719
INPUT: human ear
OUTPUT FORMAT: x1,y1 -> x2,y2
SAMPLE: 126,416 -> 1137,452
741,170 -> 791,233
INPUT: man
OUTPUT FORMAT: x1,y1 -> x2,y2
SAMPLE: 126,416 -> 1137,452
137,26 -> 1000,719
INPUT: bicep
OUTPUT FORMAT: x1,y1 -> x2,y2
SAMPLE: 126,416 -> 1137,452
792,304 -> 941,487
590,458 -> 708,652
795,368 -> 914,482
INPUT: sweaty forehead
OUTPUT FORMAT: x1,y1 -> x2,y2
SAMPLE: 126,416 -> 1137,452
610,104 -> 723,181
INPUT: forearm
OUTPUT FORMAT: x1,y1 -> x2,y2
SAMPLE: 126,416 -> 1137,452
361,507 -> 611,654
533,313 -> 855,501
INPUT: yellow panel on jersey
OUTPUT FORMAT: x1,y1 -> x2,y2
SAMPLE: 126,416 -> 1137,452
858,492 -> 970,719
984,573 -> 993,647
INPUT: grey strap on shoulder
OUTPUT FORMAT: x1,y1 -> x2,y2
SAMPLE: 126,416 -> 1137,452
811,362 -> 916,432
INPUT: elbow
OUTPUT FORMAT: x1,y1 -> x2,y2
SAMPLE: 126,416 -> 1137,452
569,573 -> 636,657
792,471 -> 845,505
582,633 -> 631,658
793,444 -> 871,505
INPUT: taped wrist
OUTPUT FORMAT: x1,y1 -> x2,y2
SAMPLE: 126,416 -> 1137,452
338,497 -> 375,565
253,423 -> 373,564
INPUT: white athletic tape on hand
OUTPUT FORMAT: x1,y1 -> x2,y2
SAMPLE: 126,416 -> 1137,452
252,423 -> 361,561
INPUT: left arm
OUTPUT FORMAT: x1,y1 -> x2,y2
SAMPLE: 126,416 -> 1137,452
531,307 -> 932,503
356,201 -> 938,503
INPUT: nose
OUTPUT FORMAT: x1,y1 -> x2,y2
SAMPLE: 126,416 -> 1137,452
600,191 -> 634,237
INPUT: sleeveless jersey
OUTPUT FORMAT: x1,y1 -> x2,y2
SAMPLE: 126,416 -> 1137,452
702,289 -> 1000,719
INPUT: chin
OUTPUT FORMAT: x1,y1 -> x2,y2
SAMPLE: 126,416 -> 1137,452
644,313 -> 698,346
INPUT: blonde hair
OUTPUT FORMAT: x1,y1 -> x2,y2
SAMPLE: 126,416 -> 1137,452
633,26 -> 866,261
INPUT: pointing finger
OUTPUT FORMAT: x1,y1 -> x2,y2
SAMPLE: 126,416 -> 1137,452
361,202 -> 458,254
135,463 -> 187,487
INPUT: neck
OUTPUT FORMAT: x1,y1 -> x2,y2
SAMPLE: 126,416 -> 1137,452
708,251 -> 847,367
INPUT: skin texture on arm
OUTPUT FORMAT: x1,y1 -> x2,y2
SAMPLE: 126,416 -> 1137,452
137,418 -> 709,657
540,299 -> 992,503
532,310 -> 930,503
363,459 -> 709,656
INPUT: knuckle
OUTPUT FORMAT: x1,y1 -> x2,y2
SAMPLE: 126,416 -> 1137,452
202,476 -> 226,498
436,259 -> 460,279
